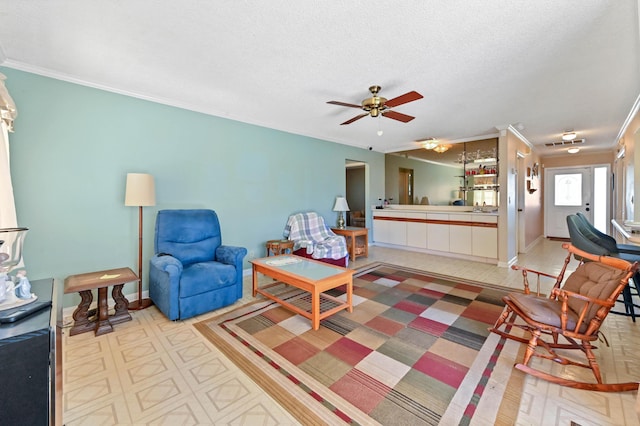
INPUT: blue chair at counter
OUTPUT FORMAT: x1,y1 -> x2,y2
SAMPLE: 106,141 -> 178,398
575,212 -> 640,255
566,214 -> 640,322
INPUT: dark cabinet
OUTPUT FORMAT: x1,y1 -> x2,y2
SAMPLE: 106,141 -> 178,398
0,279 -> 62,425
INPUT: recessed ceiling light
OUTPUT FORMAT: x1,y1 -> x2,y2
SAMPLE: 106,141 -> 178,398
568,147 -> 580,154
562,131 -> 577,141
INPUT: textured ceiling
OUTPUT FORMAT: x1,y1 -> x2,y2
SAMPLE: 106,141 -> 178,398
0,1 -> 638,156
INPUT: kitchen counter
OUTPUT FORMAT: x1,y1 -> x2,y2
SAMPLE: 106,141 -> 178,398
373,205 -> 499,215
611,219 -> 640,244
372,208 -> 498,263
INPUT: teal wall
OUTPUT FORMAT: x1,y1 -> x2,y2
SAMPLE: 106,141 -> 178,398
1,68 -> 384,307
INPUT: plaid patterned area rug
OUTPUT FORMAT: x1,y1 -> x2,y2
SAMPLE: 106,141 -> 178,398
195,263 -> 525,425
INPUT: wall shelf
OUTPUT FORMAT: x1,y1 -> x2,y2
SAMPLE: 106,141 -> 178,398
461,146 -> 499,206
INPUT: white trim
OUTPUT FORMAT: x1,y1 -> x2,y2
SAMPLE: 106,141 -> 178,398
615,92 -> 640,145
519,235 -> 544,254
498,255 -> 518,269
506,125 -> 535,151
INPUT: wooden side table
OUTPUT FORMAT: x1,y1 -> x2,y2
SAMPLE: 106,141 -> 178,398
331,227 -> 369,261
64,267 -> 139,336
265,239 -> 295,256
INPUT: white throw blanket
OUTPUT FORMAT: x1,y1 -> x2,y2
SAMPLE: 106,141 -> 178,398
283,212 -> 348,260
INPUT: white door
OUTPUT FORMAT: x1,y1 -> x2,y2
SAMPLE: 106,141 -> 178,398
544,167 -> 592,238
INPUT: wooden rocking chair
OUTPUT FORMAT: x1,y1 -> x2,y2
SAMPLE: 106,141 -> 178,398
489,243 -> 640,392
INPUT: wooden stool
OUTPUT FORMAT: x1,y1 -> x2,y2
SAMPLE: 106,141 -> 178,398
64,267 -> 138,337
265,239 -> 294,256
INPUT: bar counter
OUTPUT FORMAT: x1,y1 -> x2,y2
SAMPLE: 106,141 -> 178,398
611,219 -> 640,244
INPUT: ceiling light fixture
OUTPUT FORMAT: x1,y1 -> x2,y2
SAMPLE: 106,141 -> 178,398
562,131 -> 577,141
420,138 -> 439,150
567,147 -> 580,154
433,144 -> 450,153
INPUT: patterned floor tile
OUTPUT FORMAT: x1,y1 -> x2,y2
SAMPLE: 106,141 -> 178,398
60,240 -> 640,425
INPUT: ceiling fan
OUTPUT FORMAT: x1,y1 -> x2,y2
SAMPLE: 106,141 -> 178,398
327,85 -> 423,125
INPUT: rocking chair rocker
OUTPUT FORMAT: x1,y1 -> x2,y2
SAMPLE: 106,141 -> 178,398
489,243 -> 640,392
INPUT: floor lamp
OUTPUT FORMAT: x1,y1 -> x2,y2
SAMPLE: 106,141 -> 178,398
125,173 -> 155,310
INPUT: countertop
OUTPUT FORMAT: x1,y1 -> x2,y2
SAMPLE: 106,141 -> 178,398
611,219 -> 640,244
372,205 -> 499,215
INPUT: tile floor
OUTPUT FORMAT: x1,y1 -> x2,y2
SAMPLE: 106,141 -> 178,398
62,239 -> 640,425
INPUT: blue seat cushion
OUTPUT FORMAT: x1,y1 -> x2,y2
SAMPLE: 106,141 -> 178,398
179,261 -> 236,298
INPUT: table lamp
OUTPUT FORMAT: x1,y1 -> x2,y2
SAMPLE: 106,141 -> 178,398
333,197 -> 350,229
125,173 -> 155,310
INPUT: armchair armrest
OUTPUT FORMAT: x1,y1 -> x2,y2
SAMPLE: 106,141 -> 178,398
216,246 -> 248,299
216,245 -> 248,267
511,264 -> 561,296
150,253 -> 183,277
149,254 -> 184,320
552,287 -> 615,334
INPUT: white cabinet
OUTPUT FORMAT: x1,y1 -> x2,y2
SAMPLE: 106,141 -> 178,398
373,211 -> 407,246
427,213 -> 449,252
406,212 -> 428,248
373,216 -> 390,244
387,213 -> 408,246
449,214 -> 472,255
472,215 -> 498,258
373,209 -> 498,262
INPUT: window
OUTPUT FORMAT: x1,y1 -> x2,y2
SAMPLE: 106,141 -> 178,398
554,173 -> 582,206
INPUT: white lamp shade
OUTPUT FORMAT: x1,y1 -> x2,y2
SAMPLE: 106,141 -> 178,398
333,197 -> 350,212
125,173 -> 156,206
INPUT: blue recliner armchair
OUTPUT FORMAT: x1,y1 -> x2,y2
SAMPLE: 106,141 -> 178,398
149,209 -> 247,320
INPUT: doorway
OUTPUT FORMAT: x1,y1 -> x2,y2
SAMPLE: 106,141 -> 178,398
345,160 -> 367,227
544,165 -> 610,238
398,168 -> 414,204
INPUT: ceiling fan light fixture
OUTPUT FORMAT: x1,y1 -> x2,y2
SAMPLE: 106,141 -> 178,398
420,138 -> 438,150
562,131 -> 577,141
327,85 -> 423,126
567,147 -> 580,154
433,144 -> 450,153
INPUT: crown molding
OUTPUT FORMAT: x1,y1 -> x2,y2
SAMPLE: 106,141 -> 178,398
615,92 -> 640,144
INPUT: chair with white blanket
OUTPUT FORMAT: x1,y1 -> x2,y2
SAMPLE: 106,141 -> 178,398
283,212 -> 349,267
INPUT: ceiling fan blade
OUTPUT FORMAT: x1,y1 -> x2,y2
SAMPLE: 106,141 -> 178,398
341,113 -> 369,125
382,110 -> 415,123
384,91 -> 423,108
327,100 -> 363,108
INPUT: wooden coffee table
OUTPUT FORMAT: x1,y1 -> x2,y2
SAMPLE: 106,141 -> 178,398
251,255 -> 354,330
